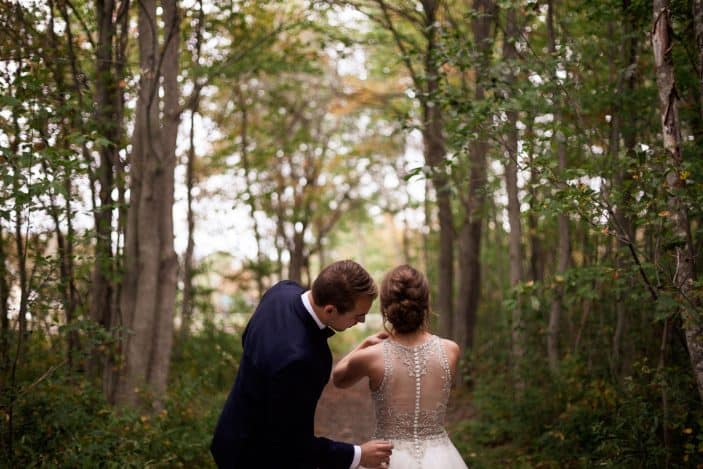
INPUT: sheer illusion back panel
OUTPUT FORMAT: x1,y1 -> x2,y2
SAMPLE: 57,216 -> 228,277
371,335 -> 452,441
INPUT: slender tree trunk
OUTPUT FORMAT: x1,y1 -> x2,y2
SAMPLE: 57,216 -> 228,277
455,0 -> 493,351
546,0 -> 570,373
91,0 -> 129,392
423,177 -> 432,284
42,157 -> 80,368
420,1 -> 453,339
236,85 -> 266,299
503,4 -> 525,380
695,0 -> 703,120
180,104 -> 197,340
114,0 -> 180,408
610,3 -> 638,381
11,119 -> 28,349
0,226 -> 9,378
525,117 -> 544,283
180,3 -> 204,339
91,0 -> 118,378
289,231 -> 306,284
46,0 -> 81,370
652,0 -> 703,402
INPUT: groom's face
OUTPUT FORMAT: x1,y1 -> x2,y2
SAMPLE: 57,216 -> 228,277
325,295 -> 373,332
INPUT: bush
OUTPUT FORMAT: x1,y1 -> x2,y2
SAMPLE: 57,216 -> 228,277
3,321 -> 243,468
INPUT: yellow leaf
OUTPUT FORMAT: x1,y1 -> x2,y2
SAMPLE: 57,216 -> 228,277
658,210 -> 670,217
683,428 -> 693,434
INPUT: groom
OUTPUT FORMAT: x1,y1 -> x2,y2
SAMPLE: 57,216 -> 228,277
211,260 -> 393,468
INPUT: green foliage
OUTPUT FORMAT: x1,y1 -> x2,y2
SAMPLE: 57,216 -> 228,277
456,351 -> 702,467
5,323 -> 242,468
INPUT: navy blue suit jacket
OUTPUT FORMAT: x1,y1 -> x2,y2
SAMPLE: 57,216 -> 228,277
211,281 -> 354,468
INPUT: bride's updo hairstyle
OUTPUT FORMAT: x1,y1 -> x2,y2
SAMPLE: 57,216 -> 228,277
380,264 -> 429,334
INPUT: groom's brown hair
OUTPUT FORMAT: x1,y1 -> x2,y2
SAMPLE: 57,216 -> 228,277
311,260 -> 377,313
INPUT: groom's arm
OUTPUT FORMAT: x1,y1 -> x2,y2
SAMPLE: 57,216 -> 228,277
265,358 -> 355,469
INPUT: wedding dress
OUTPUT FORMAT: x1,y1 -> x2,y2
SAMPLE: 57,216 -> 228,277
367,335 -> 467,469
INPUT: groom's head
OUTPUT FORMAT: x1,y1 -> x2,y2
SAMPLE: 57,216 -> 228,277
311,260 -> 377,331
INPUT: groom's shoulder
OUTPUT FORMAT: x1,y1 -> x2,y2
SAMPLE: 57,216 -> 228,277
262,280 -> 304,301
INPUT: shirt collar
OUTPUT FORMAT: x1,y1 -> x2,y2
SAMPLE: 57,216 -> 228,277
301,291 -> 326,330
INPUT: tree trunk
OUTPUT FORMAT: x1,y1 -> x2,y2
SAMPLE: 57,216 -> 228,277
180,101 -> 197,341
652,0 -> 703,402
42,158 -> 80,368
455,0 -> 493,351
11,116 -> 28,350
114,0 -> 180,408
91,0 -> 118,373
610,3 -> 638,381
423,177 -> 432,288
695,0 -> 703,121
180,2 -> 204,339
421,1 -> 453,340
525,116 -> 544,283
0,225 -> 9,376
289,231 -> 306,284
91,0 -> 130,390
503,4 -> 525,380
236,84 -> 266,299
546,0 -> 570,373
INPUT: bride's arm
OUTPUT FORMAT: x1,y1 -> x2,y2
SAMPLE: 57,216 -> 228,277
332,332 -> 387,388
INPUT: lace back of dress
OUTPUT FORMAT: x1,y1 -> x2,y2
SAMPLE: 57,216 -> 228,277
372,335 -> 452,446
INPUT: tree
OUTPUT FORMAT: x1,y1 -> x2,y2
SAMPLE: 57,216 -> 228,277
90,0 -> 130,384
652,0 -> 703,402
501,2 -> 525,381
113,0 -> 180,408
454,0 -> 494,351
546,0 -> 570,373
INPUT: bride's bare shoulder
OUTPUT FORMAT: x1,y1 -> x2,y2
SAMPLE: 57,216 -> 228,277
439,337 -> 461,362
355,340 -> 385,362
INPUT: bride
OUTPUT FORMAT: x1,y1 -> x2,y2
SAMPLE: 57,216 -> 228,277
332,264 -> 468,469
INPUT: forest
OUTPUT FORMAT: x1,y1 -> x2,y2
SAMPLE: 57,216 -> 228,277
1,0 -> 702,466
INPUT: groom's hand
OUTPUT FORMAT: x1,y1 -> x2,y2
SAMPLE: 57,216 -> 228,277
361,331 -> 389,349
359,440 -> 393,468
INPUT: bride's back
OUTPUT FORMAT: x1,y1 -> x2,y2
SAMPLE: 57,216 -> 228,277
371,334 -> 452,442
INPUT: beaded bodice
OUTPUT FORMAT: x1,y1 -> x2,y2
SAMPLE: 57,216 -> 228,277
371,335 -> 452,458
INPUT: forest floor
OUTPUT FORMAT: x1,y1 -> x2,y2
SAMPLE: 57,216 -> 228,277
315,361 -> 476,445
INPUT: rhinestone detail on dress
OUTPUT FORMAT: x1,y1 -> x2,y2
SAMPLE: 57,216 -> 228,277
371,335 -> 453,466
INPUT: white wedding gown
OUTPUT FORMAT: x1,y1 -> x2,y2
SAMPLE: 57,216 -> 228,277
364,335 -> 467,469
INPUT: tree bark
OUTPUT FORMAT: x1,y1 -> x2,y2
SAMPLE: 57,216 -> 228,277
0,225 -> 9,375
455,0 -> 493,351
652,0 -> 703,402
695,0 -> 703,121
180,100 -> 197,340
180,2 -> 204,338
546,0 -> 570,373
91,0 -> 130,390
92,0 -> 118,365
420,0 -> 453,340
114,0 -> 180,408
289,231 -> 307,284
236,84 -> 266,299
502,4 -> 525,379
610,2 -> 638,381
525,116 -> 544,283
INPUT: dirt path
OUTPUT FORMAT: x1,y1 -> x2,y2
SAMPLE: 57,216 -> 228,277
315,373 -> 375,443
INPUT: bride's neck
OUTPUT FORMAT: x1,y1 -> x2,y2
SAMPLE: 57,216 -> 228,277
390,328 -> 430,345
